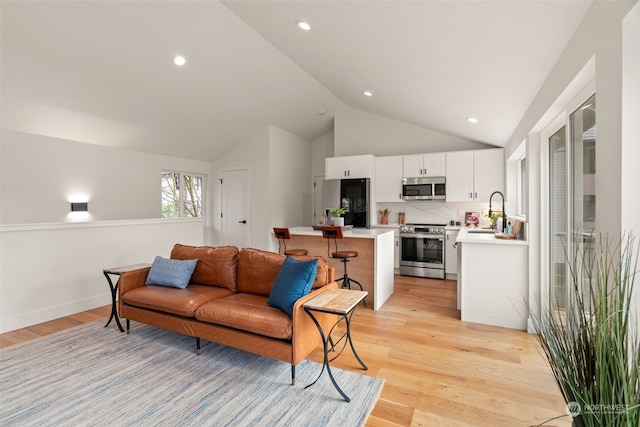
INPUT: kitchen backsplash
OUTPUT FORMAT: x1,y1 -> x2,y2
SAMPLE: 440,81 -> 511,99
377,202 -> 490,226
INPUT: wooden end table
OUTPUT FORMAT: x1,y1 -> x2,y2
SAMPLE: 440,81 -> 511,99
303,288 -> 368,402
103,263 -> 150,332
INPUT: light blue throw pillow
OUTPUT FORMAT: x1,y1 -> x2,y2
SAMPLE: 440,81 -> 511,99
145,256 -> 197,289
268,256 -> 318,316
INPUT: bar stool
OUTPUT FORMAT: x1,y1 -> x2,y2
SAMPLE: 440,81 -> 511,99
321,226 -> 366,307
273,228 -> 308,256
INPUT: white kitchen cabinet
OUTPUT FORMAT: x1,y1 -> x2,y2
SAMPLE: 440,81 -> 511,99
402,153 -> 445,177
375,156 -> 404,202
458,228 -> 528,330
473,149 -> 504,201
445,228 -> 459,278
446,149 -> 504,202
325,154 -> 374,179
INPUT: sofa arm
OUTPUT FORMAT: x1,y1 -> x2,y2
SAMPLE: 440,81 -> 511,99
290,281 -> 339,364
117,267 -> 150,313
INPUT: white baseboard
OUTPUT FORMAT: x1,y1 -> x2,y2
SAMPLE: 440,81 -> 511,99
1,294 -> 109,334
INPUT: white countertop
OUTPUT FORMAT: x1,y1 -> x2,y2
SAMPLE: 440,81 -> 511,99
456,227 -> 528,246
371,223 -> 401,228
289,227 -> 393,239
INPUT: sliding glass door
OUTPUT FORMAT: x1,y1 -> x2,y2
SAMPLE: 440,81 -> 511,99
548,94 -> 596,311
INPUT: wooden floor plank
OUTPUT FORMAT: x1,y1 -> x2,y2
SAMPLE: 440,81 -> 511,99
0,275 -> 567,426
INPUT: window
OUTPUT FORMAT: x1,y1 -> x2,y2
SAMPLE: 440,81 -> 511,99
162,171 -> 204,218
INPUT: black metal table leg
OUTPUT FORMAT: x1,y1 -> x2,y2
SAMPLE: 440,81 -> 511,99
103,271 -> 124,333
303,288 -> 368,402
304,309 -> 352,402
344,313 -> 367,370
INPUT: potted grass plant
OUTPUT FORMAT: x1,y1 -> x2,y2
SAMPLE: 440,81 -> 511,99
533,232 -> 639,426
329,207 -> 346,227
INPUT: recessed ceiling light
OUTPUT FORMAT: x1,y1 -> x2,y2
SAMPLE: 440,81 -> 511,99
363,91 -> 373,97
466,117 -> 478,124
174,55 -> 186,66
296,21 -> 311,31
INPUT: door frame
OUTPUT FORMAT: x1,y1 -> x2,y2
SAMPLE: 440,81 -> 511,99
540,82 -> 595,314
312,174 -> 325,226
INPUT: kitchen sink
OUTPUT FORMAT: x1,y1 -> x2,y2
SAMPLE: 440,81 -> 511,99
467,229 -> 499,234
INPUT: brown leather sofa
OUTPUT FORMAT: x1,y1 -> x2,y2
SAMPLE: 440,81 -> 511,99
118,244 -> 338,385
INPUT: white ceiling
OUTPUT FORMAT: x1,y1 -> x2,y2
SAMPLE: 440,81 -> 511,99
1,0 -> 593,161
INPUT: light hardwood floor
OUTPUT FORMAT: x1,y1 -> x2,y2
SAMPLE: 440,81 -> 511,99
0,275 -> 568,426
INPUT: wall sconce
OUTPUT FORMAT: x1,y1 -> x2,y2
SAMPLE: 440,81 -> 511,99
71,202 -> 88,212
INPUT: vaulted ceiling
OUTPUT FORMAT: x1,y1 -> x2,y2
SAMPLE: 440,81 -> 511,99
1,1 -> 593,161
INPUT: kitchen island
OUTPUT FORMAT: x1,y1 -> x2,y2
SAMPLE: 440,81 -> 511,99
457,227 -> 529,330
281,227 -> 395,310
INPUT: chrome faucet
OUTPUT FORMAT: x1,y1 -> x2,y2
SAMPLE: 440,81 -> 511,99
488,191 -> 506,232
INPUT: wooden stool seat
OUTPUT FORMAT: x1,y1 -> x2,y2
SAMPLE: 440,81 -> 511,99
273,227 -> 308,256
285,248 -> 308,256
332,251 -> 358,259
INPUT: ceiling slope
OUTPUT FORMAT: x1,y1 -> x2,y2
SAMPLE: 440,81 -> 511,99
2,1 -> 593,160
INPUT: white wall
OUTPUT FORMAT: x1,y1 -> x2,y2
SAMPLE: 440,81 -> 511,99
311,130 -> 334,177
334,107 -> 492,157
0,219 -> 204,333
502,0 -> 639,331
622,2 -> 640,241
0,130 -> 212,333
1,130 -> 211,224
211,128 -> 270,249
269,126 -> 312,233
211,126 -> 312,251
622,1 -> 640,333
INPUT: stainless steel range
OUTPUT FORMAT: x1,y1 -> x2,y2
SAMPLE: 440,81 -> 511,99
399,223 -> 446,279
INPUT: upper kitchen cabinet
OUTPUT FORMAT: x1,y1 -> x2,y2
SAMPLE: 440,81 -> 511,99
402,153 -> 445,177
446,148 -> 504,202
376,156 -> 404,202
325,154 -> 375,179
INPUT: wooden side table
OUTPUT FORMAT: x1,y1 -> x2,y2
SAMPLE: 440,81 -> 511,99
303,288 -> 368,402
103,263 -> 150,332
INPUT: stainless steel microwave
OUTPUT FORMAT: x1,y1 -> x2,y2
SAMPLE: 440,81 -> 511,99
402,176 -> 446,201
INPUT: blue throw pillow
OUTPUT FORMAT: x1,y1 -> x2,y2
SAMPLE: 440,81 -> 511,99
268,257 -> 318,316
145,256 -> 197,289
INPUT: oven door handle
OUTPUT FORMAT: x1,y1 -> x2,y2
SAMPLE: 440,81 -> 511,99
400,233 -> 444,240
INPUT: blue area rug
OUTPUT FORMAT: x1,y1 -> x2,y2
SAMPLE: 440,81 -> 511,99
1,321 -> 383,426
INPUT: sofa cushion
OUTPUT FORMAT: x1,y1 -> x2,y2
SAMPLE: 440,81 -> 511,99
267,257 -> 317,316
236,249 -> 284,296
195,293 -> 293,340
170,244 -> 238,291
145,256 -> 197,289
122,284 -> 234,318
292,255 -> 331,290
236,248 -> 331,296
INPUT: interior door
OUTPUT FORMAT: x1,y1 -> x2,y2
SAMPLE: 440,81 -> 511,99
220,168 -> 250,248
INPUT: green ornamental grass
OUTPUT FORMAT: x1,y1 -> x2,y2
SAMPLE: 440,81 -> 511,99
534,233 -> 639,426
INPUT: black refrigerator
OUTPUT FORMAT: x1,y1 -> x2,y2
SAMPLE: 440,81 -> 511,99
340,178 -> 370,228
